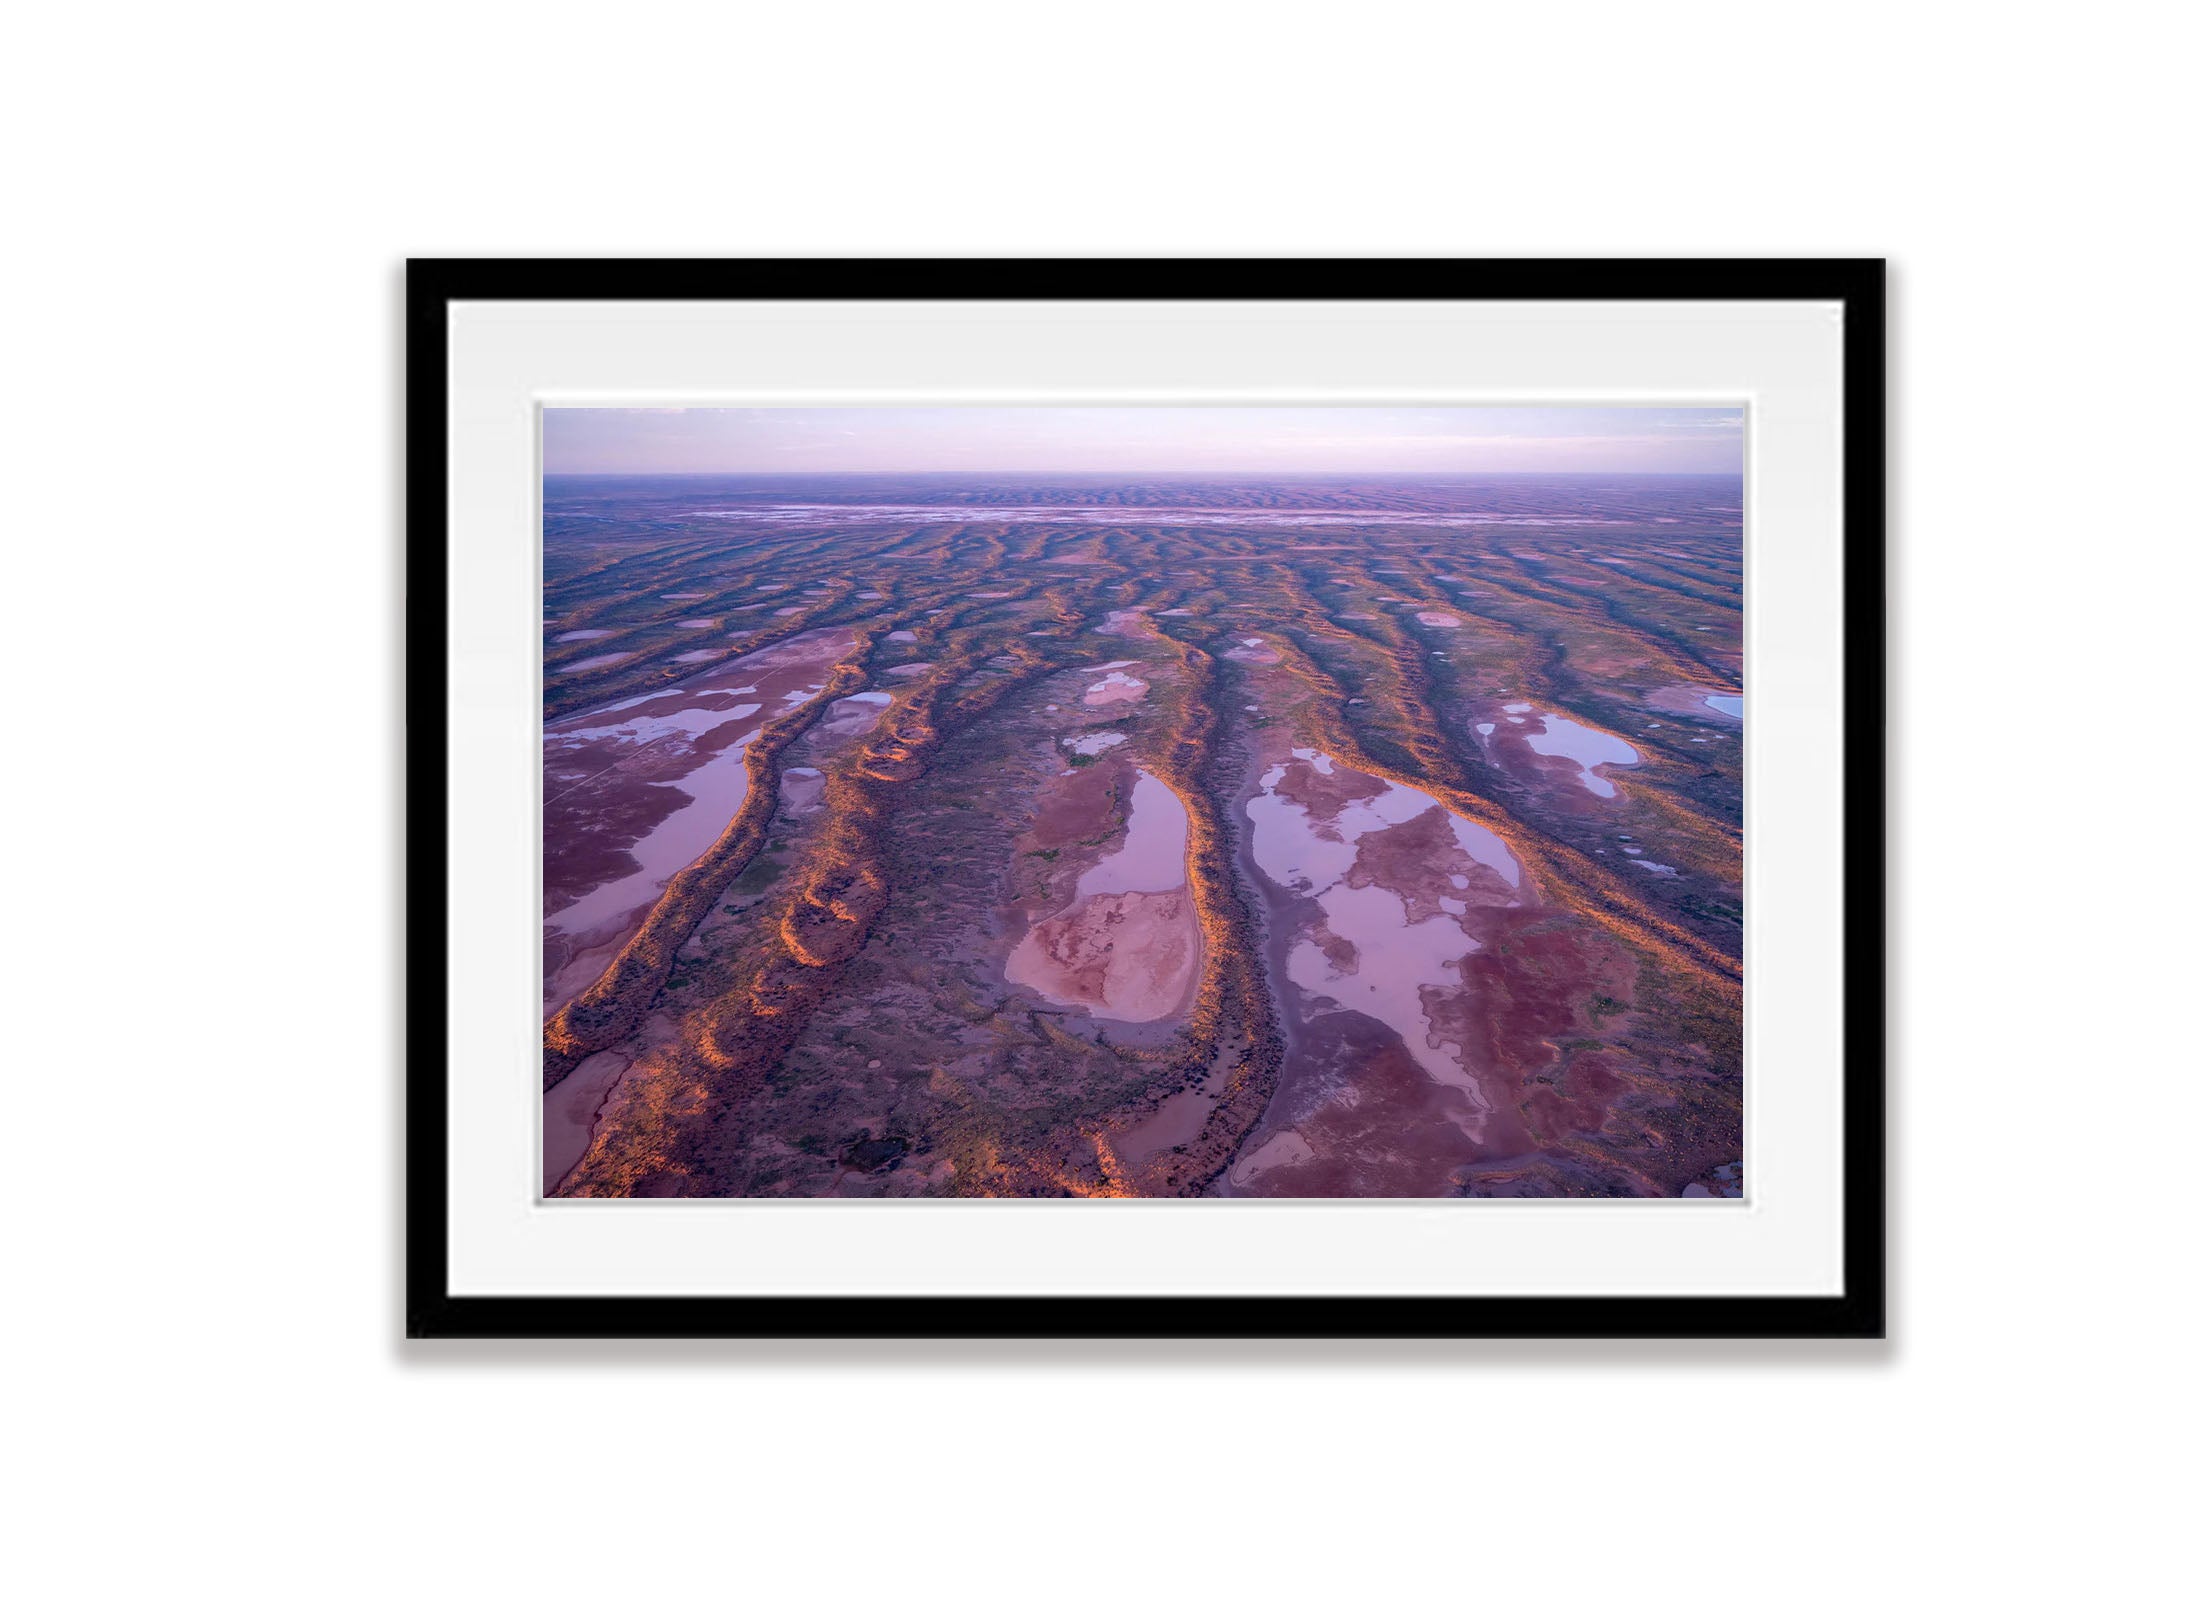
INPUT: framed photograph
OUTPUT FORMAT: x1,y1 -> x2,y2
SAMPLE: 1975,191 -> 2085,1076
407,259 -> 1884,1338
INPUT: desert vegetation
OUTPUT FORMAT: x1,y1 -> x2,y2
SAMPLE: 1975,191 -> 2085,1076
540,473 -> 1744,1198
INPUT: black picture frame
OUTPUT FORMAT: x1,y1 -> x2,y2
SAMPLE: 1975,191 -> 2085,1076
406,258 -> 1885,1340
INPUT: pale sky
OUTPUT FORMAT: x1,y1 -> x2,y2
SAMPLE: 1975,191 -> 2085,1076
543,406 -> 1745,475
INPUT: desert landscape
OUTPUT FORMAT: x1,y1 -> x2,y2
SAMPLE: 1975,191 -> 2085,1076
540,409 -> 1744,1199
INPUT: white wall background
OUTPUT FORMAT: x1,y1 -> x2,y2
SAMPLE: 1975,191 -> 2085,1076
7,3 -> 2187,1595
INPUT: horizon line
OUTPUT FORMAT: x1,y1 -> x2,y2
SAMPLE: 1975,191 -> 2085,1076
542,467 -> 1745,480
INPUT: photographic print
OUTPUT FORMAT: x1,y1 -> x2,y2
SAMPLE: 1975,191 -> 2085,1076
540,405 -> 1746,1201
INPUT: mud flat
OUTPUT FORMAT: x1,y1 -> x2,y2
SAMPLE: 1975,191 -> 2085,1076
1525,711 -> 1639,797
1111,1047 -> 1239,1171
1248,747 -> 1523,1102
543,1047 -> 631,1190
1226,737 -> 1531,1195
779,765 -> 827,816
1231,1129 -> 1315,1185
812,689 -> 893,745
1648,682 -> 1745,723
541,627 -> 855,1015
1082,668 -> 1149,706
1006,768 -> 1201,1023
545,727 -> 763,1009
1479,703 -> 1642,801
